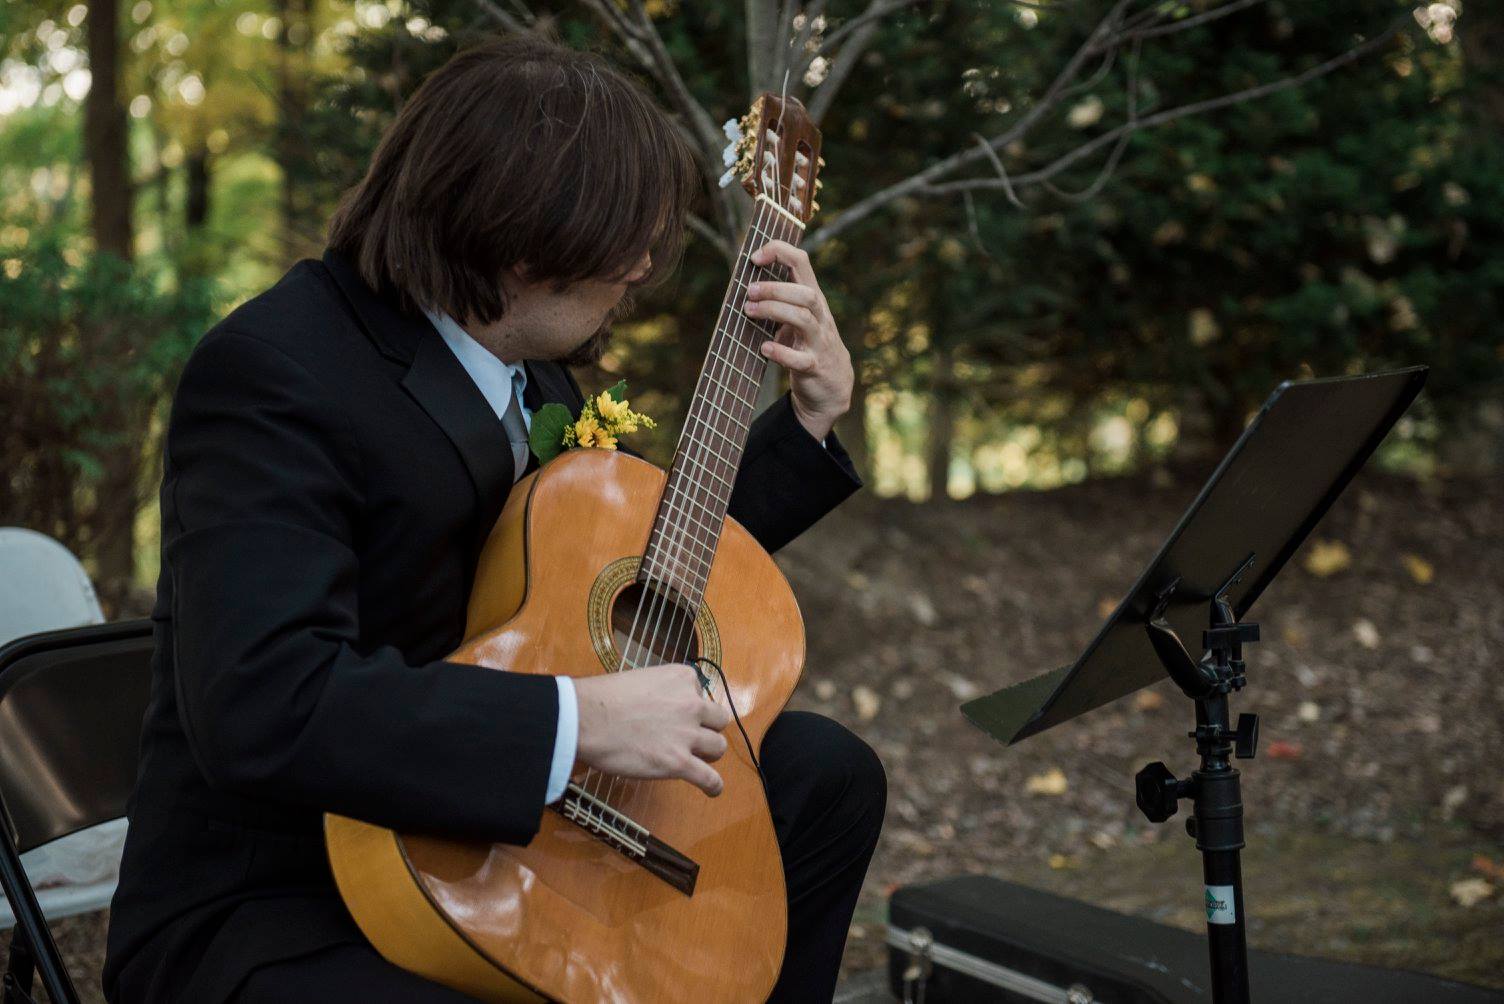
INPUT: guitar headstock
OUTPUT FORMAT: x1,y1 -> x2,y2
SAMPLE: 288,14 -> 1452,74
719,93 -> 824,225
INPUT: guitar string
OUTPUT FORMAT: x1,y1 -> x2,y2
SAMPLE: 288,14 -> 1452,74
608,201 -> 798,811
595,199 -> 789,813
576,198 -> 785,816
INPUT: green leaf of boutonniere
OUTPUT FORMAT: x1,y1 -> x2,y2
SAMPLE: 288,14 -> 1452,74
604,379 -> 627,402
528,402 -> 574,465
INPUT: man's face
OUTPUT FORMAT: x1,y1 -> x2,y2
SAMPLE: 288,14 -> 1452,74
470,251 -> 650,365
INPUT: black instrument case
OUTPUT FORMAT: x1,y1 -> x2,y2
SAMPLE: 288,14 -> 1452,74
887,875 -> 1503,1003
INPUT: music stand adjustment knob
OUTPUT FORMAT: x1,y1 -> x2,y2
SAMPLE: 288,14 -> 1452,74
1135,761 -> 1183,823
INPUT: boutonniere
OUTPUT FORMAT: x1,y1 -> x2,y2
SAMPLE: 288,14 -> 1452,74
529,380 -> 657,464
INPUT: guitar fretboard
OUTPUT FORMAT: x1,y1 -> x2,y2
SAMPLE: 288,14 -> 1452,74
640,197 -> 805,610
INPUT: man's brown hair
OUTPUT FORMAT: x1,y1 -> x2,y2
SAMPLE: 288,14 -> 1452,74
327,34 -> 700,326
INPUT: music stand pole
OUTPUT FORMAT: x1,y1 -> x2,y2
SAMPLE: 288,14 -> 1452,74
1137,570 -> 1263,1004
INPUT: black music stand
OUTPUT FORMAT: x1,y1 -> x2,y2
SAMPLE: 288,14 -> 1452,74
961,367 -> 1428,1004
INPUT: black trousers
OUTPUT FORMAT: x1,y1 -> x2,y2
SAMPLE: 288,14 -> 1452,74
235,711 -> 887,1003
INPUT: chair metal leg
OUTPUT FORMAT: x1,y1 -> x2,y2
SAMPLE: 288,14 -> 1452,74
3,926 -> 37,1004
0,818 -> 78,1004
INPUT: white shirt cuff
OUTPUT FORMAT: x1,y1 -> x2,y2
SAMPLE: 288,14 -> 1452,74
544,676 -> 578,804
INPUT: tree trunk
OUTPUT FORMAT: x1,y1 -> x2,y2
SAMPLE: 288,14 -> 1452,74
275,0 -> 311,261
85,0 -> 131,260
838,336 -> 869,473
927,343 -> 956,501
186,146 -> 211,229
83,0 -> 140,593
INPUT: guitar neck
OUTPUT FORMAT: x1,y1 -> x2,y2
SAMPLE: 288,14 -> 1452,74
640,195 -> 806,608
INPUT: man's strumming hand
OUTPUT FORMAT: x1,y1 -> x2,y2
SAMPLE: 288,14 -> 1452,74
572,664 -> 733,797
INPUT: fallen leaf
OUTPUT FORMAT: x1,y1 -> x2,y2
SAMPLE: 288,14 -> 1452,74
852,685 -> 881,722
1048,853 -> 1079,870
1025,767 -> 1069,796
1266,740 -> 1304,760
1352,619 -> 1381,650
1134,690 -> 1165,712
1450,878 -> 1494,908
1401,554 -> 1434,585
1303,539 -> 1352,577
946,674 -> 979,701
909,593 -> 938,627
1471,856 -> 1504,882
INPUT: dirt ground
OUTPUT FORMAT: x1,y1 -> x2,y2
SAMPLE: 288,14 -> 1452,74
772,464 -> 1504,992
33,464 -> 1504,999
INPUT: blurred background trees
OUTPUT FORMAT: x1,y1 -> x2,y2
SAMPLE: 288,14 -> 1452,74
1,0 -> 1497,603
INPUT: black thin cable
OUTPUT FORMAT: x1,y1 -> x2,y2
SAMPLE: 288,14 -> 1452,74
689,656 -> 760,777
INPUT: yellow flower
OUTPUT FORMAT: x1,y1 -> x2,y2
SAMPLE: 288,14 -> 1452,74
572,414 -> 618,450
596,392 -> 630,423
573,414 -> 601,444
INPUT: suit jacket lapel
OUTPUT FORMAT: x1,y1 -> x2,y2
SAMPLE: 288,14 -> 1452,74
403,332 -> 516,502
323,249 -> 514,510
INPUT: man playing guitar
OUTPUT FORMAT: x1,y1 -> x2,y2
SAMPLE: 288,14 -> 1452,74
104,32 -> 884,1004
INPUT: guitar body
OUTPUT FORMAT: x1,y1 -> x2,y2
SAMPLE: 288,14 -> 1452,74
325,448 -> 803,1002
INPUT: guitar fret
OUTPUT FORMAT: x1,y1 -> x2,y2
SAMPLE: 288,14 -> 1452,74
711,347 -> 764,390
691,400 -> 750,444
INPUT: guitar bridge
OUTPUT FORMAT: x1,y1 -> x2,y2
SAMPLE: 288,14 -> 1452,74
550,782 -> 699,896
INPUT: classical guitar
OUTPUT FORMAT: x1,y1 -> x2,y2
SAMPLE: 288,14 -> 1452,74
325,93 -> 826,1002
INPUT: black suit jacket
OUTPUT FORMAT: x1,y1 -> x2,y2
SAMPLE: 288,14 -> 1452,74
102,250 -> 862,1003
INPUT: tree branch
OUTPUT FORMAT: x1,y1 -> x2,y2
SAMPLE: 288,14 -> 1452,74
1106,0 -> 1270,49
686,211 -> 735,258
472,0 -> 533,34
805,0 -> 1134,248
928,22 -> 1403,198
806,8 -> 1399,250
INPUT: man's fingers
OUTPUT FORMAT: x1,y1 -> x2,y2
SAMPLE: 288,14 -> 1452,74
682,756 -> 724,797
698,696 -> 733,729
691,727 -> 729,762
760,340 -> 819,373
751,240 -> 816,285
746,296 -> 818,333
747,280 -> 820,312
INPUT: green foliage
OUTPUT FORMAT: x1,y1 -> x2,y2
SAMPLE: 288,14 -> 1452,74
0,228 -> 216,570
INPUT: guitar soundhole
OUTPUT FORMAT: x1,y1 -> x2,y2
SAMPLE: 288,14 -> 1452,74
609,581 -> 700,668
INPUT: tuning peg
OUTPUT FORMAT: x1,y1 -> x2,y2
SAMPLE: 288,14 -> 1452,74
817,155 -> 826,168
814,178 -> 823,191
810,200 -> 820,214
794,151 -> 809,168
